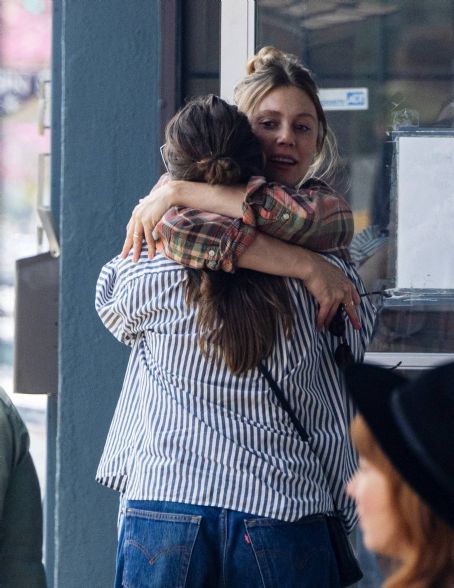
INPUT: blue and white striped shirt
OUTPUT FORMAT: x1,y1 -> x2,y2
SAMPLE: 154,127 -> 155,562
95,252 -> 375,532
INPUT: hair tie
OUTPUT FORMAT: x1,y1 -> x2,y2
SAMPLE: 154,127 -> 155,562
197,154 -> 227,166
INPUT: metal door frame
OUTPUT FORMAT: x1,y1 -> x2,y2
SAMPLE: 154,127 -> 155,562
219,0 -> 454,369
220,0 -> 255,101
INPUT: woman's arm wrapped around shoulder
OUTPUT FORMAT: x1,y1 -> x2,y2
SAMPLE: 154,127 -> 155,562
242,176 -> 353,260
156,207 -> 257,273
123,175 -> 353,264
122,176 -> 361,330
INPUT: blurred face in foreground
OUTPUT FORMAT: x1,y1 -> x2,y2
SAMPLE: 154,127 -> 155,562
250,85 -> 318,187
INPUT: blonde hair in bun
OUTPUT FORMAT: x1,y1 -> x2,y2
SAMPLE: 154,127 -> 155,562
245,46 -> 286,74
234,46 -> 338,183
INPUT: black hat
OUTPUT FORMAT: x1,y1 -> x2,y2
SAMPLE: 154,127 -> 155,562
345,362 -> 454,529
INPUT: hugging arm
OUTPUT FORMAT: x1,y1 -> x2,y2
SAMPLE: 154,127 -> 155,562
226,233 -> 361,331
122,176 -> 353,262
156,208 -> 361,330
122,176 -> 360,329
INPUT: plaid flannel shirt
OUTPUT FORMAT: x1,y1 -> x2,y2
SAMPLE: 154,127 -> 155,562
156,176 -> 353,272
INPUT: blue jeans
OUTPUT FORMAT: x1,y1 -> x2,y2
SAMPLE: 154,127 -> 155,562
115,500 -> 341,588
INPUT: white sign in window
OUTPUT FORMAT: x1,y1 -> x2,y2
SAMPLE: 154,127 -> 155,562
396,134 -> 454,290
319,87 -> 369,111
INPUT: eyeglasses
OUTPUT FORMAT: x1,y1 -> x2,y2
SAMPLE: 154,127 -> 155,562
160,144 -> 169,173
329,290 -> 392,370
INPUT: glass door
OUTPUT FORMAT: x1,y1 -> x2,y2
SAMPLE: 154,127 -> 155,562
221,0 -> 454,368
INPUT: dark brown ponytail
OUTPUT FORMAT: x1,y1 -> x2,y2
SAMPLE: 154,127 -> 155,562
165,95 -> 293,374
185,270 -> 293,374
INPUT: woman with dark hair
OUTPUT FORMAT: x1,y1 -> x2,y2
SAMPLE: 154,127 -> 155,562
96,94 -> 375,587
157,94 -> 294,375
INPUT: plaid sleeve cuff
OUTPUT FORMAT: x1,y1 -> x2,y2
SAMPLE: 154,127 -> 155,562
242,176 -> 268,227
242,176 -> 353,261
243,175 -> 312,235
155,207 -> 257,273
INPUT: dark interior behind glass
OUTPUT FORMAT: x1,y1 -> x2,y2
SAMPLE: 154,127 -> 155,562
256,0 -> 454,354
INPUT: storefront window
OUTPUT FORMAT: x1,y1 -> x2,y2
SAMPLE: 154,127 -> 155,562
256,0 -> 454,357
182,0 -> 220,100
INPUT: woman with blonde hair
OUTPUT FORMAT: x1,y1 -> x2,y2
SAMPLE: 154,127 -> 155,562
346,362 -> 454,588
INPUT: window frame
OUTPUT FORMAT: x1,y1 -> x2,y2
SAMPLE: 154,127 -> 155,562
219,0 -> 454,370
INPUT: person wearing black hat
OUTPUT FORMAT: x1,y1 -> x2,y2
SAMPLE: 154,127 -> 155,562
345,362 -> 454,588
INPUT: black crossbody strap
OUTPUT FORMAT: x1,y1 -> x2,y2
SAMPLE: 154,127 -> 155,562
258,362 -> 309,442
258,364 -> 362,586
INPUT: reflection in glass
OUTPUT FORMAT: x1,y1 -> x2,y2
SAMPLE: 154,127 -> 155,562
256,0 -> 454,354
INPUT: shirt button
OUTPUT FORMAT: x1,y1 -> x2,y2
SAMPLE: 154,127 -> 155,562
208,249 -> 216,257
207,261 -> 217,269
282,213 -> 290,220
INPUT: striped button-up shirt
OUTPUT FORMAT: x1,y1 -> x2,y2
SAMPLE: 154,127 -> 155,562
95,252 -> 375,532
